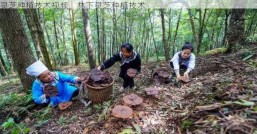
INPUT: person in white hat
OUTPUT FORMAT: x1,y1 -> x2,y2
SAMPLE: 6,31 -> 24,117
26,60 -> 81,106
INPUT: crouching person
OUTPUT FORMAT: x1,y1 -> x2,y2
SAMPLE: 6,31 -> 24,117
26,61 -> 81,106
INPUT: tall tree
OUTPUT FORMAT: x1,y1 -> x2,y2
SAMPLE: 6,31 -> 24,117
24,9 -> 53,70
222,9 -> 230,46
69,9 -> 80,65
0,9 -> 36,90
100,9 -> 106,62
96,8 -> 101,65
53,11 -> 63,65
60,10 -> 69,65
188,9 -> 200,54
160,9 -> 170,61
0,58 -> 6,76
226,0 -> 247,52
226,9 -> 246,52
41,9 -> 56,68
1,34 -> 14,72
82,8 -> 96,69
172,9 -> 182,55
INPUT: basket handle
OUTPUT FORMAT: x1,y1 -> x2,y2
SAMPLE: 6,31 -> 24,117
78,81 -> 91,107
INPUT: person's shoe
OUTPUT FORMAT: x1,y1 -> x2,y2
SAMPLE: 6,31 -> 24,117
131,86 -> 137,90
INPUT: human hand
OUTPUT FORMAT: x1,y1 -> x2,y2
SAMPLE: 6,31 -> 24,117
76,77 -> 81,83
176,74 -> 181,80
184,72 -> 189,78
97,66 -> 101,70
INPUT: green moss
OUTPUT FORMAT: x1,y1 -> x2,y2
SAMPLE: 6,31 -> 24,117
203,48 -> 227,55
181,119 -> 194,131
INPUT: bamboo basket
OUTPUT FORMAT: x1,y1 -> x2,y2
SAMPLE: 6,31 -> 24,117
85,77 -> 114,103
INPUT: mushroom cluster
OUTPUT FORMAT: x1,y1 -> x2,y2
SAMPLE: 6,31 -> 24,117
127,68 -> 137,77
87,69 -> 113,87
112,105 -> 133,119
145,87 -> 159,96
123,93 -> 143,106
43,85 -> 58,97
58,101 -> 73,110
178,76 -> 190,83
152,67 -> 170,83
112,94 -> 144,119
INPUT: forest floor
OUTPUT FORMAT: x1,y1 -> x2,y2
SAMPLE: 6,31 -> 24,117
1,50 -> 257,134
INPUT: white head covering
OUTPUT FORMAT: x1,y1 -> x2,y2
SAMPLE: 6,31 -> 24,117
26,60 -> 48,77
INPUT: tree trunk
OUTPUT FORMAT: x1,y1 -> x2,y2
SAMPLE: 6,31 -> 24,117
197,9 -> 208,53
226,9 -> 246,53
0,59 -> 7,76
167,9 -> 173,50
82,8 -> 96,69
112,7 -> 117,55
245,10 -> 257,37
222,9 -> 230,46
0,9 -> 36,91
0,47 -> 7,72
172,9 -> 182,55
160,9 -> 170,61
148,9 -> 158,61
69,9 -> 79,65
101,9 -> 106,62
24,10 -> 42,60
188,9 -> 200,54
24,9 -> 53,70
41,9 -> 56,69
1,34 -> 14,72
60,10 -> 69,65
124,8 -> 127,43
96,8 -> 101,65
53,12 -> 62,65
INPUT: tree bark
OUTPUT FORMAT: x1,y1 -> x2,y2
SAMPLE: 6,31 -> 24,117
172,9 -> 182,55
160,9 -> 170,61
1,34 -> 14,72
60,10 -> 69,65
222,9 -> 230,47
96,8 -> 101,65
53,12 -> 62,65
188,9 -> 200,54
82,8 -> 96,69
0,9 -> 36,91
148,9 -> 159,61
226,9 -> 246,53
24,9 -> 53,70
100,9 -> 106,62
41,9 -> 56,69
69,9 -> 79,65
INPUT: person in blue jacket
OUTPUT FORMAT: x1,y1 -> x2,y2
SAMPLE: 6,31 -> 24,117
170,42 -> 196,79
97,43 -> 141,91
26,60 -> 81,106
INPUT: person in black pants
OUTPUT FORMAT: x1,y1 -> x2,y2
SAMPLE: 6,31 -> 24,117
97,43 -> 141,91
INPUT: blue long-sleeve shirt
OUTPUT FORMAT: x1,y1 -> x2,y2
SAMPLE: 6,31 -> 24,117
32,72 -> 78,106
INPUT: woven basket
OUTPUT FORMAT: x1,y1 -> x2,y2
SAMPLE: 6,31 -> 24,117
85,77 -> 114,103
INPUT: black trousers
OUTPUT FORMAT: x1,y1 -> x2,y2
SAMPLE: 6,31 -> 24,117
170,62 -> 187,75
121,74 -> 134,88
